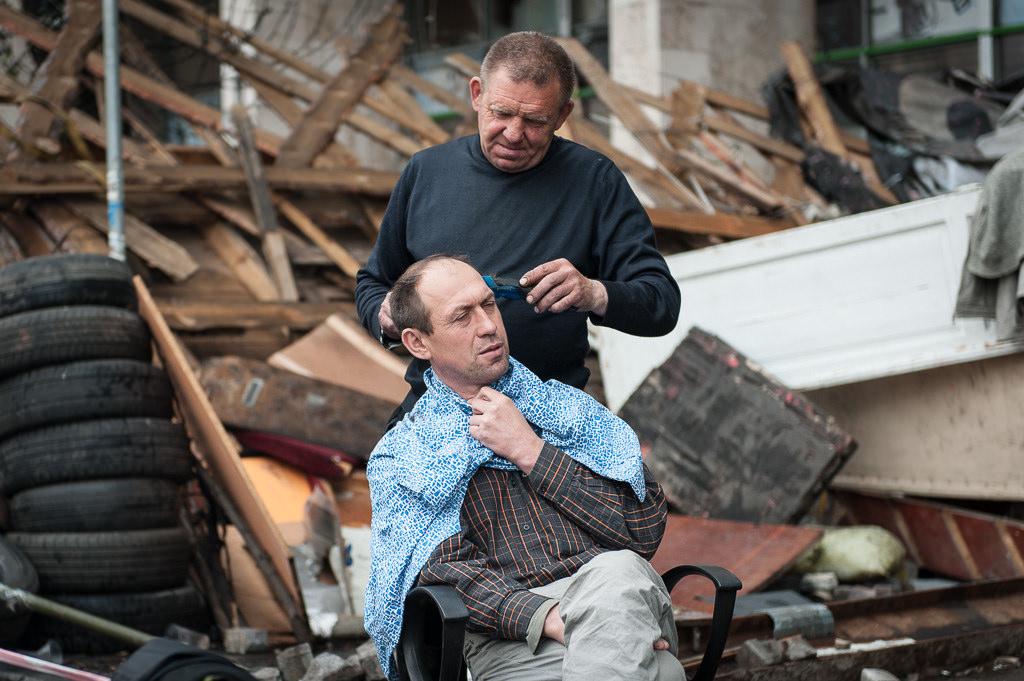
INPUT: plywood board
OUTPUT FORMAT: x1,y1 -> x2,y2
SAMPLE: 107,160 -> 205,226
269,313 -> 409,405
812,352 -> 1024,501
619,327 -> 856,524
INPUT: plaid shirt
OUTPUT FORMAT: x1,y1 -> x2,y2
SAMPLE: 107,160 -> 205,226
419,442 -> 667,640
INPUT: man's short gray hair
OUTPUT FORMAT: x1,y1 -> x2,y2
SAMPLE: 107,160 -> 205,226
390,254 -> 472,335
480,32 -> 577,107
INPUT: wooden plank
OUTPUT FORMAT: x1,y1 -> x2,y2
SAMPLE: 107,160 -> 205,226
704,110 -> 805,163
373,80 -> 449,145
29,202 -> 108,254
0,224 -> 25,265
276,5 -> 405,168
198,356 -> 395,460
200,222 -> 280,302
276,198 -> 362,279
347,110 -> 426,157
231,106 -> 298,302
156,299 -> 347,331
0,163 -> 398,196
16,0 -> 101,148
120,0 -> 319,103
245,80 -> 357,169
443,53 -> 480,79
557,37 -> 780,211
391,63 -> 472,116
0,212 -> 55,257
134,277 -> 310,641
63,199 -> 199,281
666,81 -> 704,148
567,107 -> 704,210
839,491 -> 1024,581
0,5 -> 283,156
158,0 -> 326,83
646,207 -> 793,239
156,0 -> 437,159
780,41 -> 847,158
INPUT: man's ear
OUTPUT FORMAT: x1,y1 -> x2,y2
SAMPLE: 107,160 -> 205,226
469,76 -> 484,112
555,99 -> 574,129
402,327 -> 432,361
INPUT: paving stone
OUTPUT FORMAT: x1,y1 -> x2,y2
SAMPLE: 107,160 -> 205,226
355,641 -> 385,681
224,627 -> 270,654
252,668 -> 281,681
299,653 -> 362,681
736,639 -> 785,668
164,623 -> 210,649
781,635 -> 817,661
276,643 -> 314,681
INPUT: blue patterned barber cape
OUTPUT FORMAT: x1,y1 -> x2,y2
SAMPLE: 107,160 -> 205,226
364,357 -> 646,679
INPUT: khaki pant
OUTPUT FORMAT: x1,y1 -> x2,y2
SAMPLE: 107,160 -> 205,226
463,551 -> 684,681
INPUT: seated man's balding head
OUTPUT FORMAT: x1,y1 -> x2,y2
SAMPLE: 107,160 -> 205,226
391,256 -> 510,399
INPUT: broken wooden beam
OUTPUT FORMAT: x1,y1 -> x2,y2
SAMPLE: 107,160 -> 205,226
276,5 -> 406,168
63,199 -> 199,281
231,106 -> 298,302
646,207 -> 793,239
780,41 -> 847,158
0,163 -> 398,196
15,0 -> 101,150
155,300 -> 349,332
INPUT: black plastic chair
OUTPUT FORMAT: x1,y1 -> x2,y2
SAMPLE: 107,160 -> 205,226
395,564 -> 742,681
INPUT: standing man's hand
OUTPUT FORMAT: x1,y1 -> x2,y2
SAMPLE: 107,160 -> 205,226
468,387 -> 544,474
520,259 -> 608,316
378,291 -> 400,339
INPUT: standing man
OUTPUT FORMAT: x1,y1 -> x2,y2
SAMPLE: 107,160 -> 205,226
355,31 -> 680,415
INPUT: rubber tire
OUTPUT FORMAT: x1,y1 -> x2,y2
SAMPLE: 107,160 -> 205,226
7,528 -> 190,594
0,254 -> 135,318
0,306 -> 151,379
0,418 -> 192,495
9,479 -> 180,532
0,359 -> 172,440
27,585 -> 210,654
0,537 -> 39,645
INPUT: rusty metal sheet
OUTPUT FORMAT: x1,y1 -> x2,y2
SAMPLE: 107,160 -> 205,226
837,491 -> 1024,581
620,328 -> 856,524
651,514 -> 821,613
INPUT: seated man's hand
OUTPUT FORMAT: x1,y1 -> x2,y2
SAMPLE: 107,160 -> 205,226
542,604 -> 671,650
468,387 -> 544,474
543,604 -> 565,644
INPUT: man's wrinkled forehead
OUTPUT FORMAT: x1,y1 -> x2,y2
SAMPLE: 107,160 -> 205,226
416,261 -> 492,320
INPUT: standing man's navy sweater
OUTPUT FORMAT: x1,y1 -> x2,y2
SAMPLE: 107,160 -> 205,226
355,134 -> 680,400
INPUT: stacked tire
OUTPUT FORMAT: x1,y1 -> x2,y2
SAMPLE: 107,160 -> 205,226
0,254 -> 209,652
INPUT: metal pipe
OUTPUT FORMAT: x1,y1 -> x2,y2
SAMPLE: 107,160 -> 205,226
0,648 -> 110,681
0,584 -> 153,648
102,0 -> 125,261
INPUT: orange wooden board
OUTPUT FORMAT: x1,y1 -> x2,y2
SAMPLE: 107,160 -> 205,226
650,514 -> 821,615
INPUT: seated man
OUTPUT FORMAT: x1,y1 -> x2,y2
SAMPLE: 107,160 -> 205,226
365,255 -> 681,681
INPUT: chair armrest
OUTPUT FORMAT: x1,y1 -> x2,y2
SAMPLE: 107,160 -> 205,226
396,585 -> 469,681
660,565 -> 742,681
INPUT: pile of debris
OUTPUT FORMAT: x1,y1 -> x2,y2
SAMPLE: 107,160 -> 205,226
1,0 -> 1023,679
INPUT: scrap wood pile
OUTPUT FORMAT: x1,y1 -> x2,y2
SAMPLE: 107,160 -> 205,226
0,0 -> 922,367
